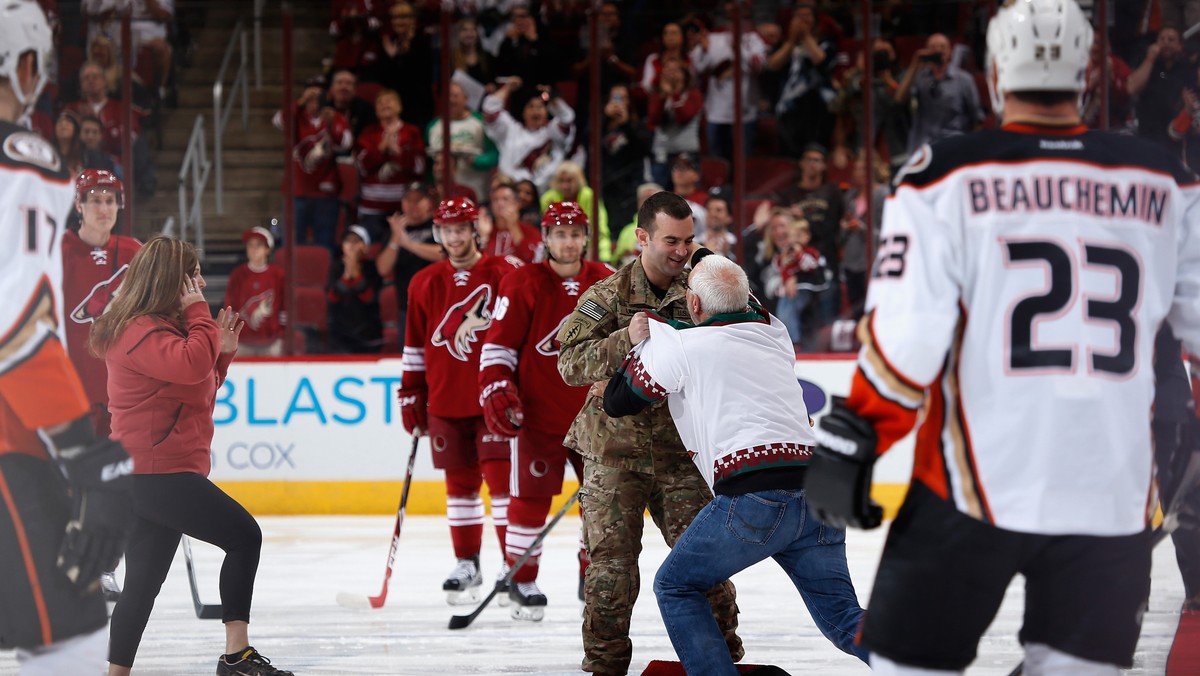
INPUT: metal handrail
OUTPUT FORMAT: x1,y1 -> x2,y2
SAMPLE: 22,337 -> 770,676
213,20 -> 251,214
179,115 -> 213,258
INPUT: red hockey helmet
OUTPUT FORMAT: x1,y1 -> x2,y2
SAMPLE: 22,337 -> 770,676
432,196 -> 480,244
541,201 -> 590,237
75,169 -> 125,208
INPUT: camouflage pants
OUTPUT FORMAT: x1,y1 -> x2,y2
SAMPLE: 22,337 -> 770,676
580,456 -> 740,674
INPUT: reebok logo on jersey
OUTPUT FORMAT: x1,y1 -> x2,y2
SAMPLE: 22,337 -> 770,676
432,285 -> 493,361
579,299 -> 607,322
1039,139 -> 1084,151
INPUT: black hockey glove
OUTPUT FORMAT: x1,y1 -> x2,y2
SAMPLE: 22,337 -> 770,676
50,418 -> 134,593
807,398 -> 883,530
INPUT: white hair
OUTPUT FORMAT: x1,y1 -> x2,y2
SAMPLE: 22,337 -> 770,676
690,254 -> 749,316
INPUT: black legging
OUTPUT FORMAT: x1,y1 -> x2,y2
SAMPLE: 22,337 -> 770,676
108,472 -> 262,667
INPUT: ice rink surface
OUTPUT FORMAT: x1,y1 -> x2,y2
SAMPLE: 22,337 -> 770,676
0,514 -> 1185,675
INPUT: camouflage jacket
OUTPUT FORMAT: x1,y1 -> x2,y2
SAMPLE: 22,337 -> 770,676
556,258 -> 692,474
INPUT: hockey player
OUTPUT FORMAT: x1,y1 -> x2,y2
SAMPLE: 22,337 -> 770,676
478,201 -> 614,620
398,197 -> 523,604
806,0 -> 1200,673
0,2 -> 133,672
61,168 -> 141,602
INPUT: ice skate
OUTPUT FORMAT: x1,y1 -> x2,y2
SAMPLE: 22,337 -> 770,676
495,561 -> 512,607
508,580 -> 547,621
100,570 -> 122,602
443,556 -> 482,605
216,646 -> 294,675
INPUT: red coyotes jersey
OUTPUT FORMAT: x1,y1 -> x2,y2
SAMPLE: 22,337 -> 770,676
355,121 -> 426,213
479,260 -> 614,434
61,230 -> 141,416
274,104 -> 352,198
483,222 -> 543,264
222,264 -> 287,346
403,254 -> 523,418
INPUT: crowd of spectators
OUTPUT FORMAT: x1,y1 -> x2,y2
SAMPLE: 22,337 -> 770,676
207,1 -> 1200,354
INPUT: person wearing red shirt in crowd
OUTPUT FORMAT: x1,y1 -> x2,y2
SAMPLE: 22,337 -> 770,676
354,88 -> 425,242
91,236 -> 292,676
478,181 -> 541,263
273,80 -> 352,251
397,197 -> 522,605
478,202 -> 614,620
328,0 -> 386,74
61,170 -> 141,438
222,227 -> 287,356
66,61 -> 141,158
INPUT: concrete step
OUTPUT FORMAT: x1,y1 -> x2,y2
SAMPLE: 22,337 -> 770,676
158,147 -> 284,168
162,122 -> 283,149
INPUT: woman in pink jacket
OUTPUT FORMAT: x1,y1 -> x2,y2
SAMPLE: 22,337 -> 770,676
90,236 -> 292,676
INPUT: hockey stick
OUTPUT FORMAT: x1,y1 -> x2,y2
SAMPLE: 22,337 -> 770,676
182,536 -> 222,620
1007,452 -> 1200,676
448,488 -> 581,630
336,434 -> 421,609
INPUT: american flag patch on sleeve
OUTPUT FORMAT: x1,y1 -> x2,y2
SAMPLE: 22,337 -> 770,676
579,299 -> 607,321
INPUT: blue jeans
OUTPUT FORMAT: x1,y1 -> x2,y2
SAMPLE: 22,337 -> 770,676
654,489 -> 869,674
774,291 -> 814,346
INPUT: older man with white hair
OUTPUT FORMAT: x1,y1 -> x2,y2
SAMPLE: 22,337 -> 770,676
602,249 -> 868,674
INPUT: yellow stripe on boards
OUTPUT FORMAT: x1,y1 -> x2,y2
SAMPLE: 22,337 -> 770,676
214,480 -> 914,518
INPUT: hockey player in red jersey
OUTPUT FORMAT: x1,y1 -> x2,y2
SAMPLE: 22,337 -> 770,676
62,169 -> 141,439
478,201 -> 614,620
398,197 -> 523,604
0,2 -> 132,672
807,1 -> 1200,673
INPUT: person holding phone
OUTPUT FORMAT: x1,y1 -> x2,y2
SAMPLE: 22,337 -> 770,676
893,32 -> 984,162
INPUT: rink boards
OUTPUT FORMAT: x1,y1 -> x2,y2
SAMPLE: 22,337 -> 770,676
210,355 -> 915,516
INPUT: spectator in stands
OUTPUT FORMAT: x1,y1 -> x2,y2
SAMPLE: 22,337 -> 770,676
570,1 -> 639,139
741,200 -> 776,303
771,213 -> 830,351
355,89 -> 426,243
328,224 -> 384,354
641,21 -> 691,93
452,17 -> 495,93
223,227 -> 287,357
539,160 -> 612,261
840,154 -> 888,319
699,191 -> 737,260
52,110 -> 117,183
514,178 -> 541,226
67,61 -> 142,158
646,56 -> 703,191
831,36 -> 910,172
329,0 -> 386,75
1130,26 -> 1192,155
494,4 -> 565,92
430,153 -> 478,204
767,3 -> 837,158
322,68 -> 378,140
130,0 -> 174,100
375,183 -> 442,344
612,182 -> 662,267
753,207 -> 793,315
426,80 -> 499,201
599,83 -> 650,232
688,14 -> 768,158
894,32 -> 983,161
79,114 -> 120,176
479,181 -> 542,262
1083,38 -> 1133,130
483,76 -> 575,193
273,80 -> 353,251
778,143 -> 843,327
668,152 -> 708,235
364,1 -> 435,130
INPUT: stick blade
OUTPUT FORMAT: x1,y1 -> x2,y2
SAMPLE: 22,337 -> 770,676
197,604 -> 223,620
447,613 -> 474,630
336,591 -> 384,609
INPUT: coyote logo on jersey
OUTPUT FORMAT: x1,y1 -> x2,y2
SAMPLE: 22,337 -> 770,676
432,285 -> 493,361
240,291 -> 275,330
535,316 -> 569,357
70,265 -> 130,324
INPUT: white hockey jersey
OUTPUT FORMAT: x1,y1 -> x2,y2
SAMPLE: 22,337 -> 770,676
850,122 -> 1200,537
0,121 -> 75,376
629,309 -> 816,489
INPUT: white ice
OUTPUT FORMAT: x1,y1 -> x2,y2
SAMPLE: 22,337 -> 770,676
0,514 -> 1184,675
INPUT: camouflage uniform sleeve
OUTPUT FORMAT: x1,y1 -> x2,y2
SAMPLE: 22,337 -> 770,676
556,287 -> 632,387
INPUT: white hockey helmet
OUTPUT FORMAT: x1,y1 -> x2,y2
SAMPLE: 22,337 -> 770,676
985,0 -> 1093,115
0,0 -> 54,114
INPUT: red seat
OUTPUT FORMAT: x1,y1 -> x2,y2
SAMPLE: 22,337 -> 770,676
699,156 -> 729,190
290,286 -> 328,353
744,157 -> 796,198
355,81 -> 383,106
379,284 -> 401,353
277,245 -> 331,289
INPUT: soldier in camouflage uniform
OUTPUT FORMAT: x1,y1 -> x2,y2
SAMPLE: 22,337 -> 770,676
557,192 -> 741,675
